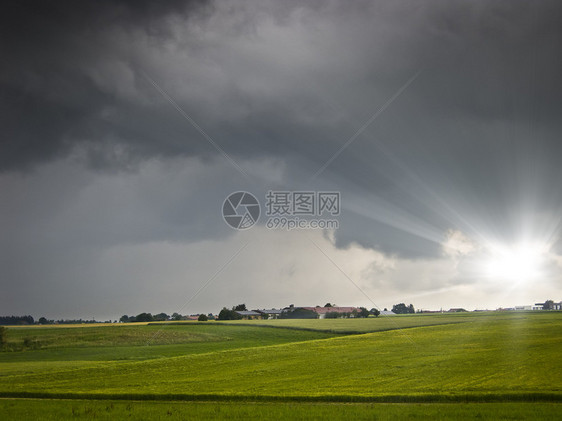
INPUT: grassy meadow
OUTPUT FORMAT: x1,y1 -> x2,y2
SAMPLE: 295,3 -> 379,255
1,400 -> 561,421
1,311 -> 561,419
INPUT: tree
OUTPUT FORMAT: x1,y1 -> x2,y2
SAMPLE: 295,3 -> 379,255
38,317 -> 48,325
218,308 -> 230,320
233,304 -> 247,311
325,311 -> 340,319
218,308 -> 242,321
370,308 -> 381,317
358,307 -> 370,318
543,300 -> 555,310
134,313 -> 153,322
0,326 -> 6,346
197,314 -> 208,321
281,308 -> 318,319
119,315 -> 130,323
324,303 -> 334,307
153,313 -> 169,322
392,303 -> 415,314
171,312 -> 182,321
392,303 -> 406,314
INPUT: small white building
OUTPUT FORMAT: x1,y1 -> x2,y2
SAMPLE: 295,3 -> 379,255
379,310 -> 396,316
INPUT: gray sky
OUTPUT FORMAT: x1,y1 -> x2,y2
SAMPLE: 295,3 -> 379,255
1,0 -> 561,320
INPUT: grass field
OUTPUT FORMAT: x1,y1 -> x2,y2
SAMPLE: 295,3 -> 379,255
0,323 -> 338,364
1,312 -> 561,419
1,399 -> 561,420
219,311 -> 473,333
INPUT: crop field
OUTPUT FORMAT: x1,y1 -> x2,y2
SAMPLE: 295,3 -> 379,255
0,324 -> 338,370
220,311 -> 491,333
1,312 -> 561,419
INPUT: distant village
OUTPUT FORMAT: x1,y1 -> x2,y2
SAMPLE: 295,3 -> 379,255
1,300 -> 560,325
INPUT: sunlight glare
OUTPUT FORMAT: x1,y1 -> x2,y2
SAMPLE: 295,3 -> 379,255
485,242 -> 546,282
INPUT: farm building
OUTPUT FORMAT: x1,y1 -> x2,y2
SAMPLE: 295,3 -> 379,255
234,310 -> 261,320
379,310 -> 396,316
533,301 -> 562,310
254,309 -> 283,319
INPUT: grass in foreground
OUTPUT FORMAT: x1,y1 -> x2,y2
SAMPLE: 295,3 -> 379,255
1,399 -> 560,420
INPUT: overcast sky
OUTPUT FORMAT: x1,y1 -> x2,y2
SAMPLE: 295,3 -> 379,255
1,0 -> 561,320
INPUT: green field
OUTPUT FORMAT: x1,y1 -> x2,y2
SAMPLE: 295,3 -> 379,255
219,311 -> 473,333
1,312 -> 561,419
0,323 -> 338,366
1,400 -> 560,420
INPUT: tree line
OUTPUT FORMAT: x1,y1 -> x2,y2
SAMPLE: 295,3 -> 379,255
0,315 -> 117,325
216,304 -> 384,320
0,302 -> 417,327
0,315 -> 35,325
119,312 -> 214,323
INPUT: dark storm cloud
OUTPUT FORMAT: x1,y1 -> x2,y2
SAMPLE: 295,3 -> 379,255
1,0 -> 562,259
2,0 -> 560,169
0,0 -> 208,171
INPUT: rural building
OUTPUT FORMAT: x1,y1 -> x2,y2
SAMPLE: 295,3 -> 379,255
234,310 -> 261,320
533,301 -> 562,310
379,310 -> 396,316
254,309 -> 283,319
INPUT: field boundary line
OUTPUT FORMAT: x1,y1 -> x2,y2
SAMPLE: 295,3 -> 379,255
0,391 -> 561,403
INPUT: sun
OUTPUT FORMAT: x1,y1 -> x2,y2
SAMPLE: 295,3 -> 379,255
484,242 -> 546,282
